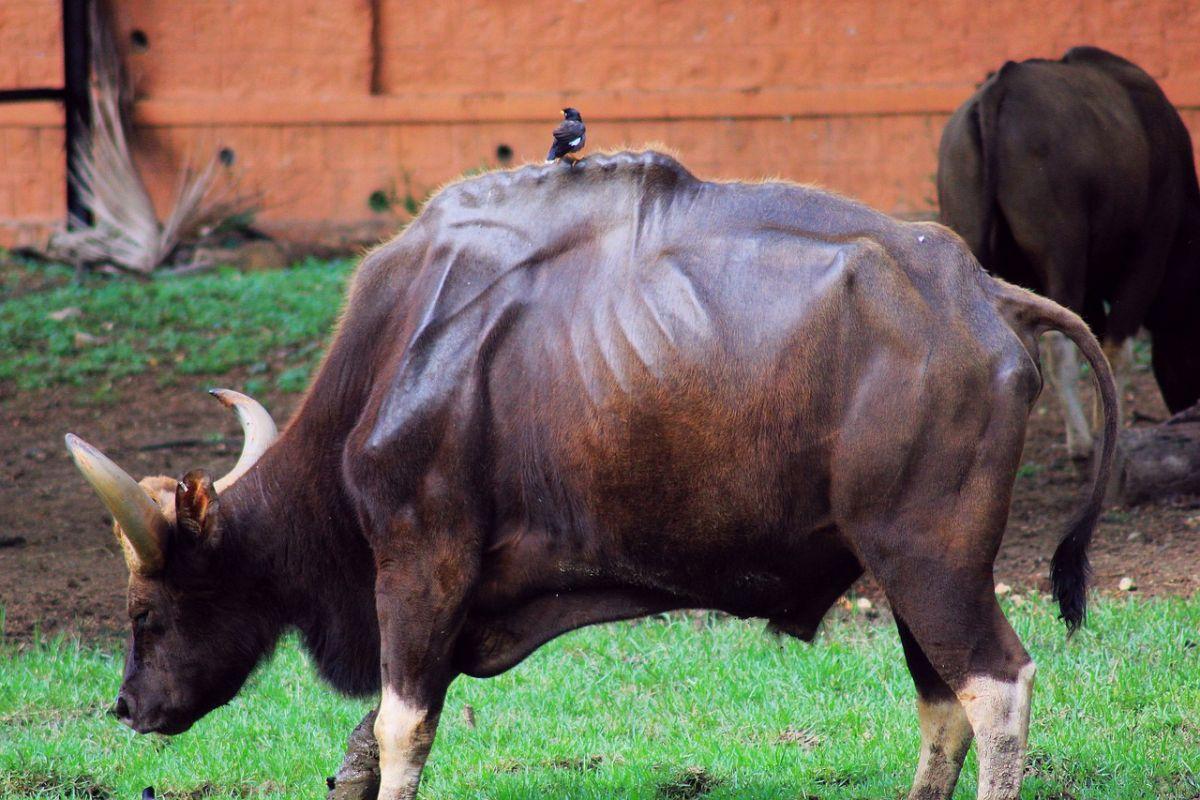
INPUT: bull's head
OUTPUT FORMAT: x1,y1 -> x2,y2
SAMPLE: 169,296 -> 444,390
65,390 -> 278,734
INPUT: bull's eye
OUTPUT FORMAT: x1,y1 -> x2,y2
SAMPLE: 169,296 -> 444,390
133,610 -> 150,628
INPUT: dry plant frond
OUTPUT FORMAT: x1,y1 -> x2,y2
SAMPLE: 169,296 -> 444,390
48,1 -> 255,274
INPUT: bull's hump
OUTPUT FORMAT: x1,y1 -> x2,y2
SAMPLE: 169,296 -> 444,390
425,150 -> 699,215
419,151 -> 904,263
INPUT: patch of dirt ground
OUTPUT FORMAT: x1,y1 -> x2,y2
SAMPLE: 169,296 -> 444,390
0,373 -> 292,640
1,365 -> 1197,641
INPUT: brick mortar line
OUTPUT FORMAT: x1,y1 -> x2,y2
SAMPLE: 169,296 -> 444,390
6,83 -> 1200,127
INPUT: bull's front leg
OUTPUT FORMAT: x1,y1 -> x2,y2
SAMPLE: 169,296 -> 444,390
375,683 -> 438,800
371,536 -> 478,800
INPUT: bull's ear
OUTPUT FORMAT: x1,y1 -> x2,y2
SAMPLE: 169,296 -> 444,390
176,470 -> 220,547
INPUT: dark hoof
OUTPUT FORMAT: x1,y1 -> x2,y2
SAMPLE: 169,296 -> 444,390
328,709 -> 381,800
326,775 -> 380,800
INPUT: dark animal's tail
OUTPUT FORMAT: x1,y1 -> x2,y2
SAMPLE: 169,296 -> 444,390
989,279 -> 1118,633
971,64 -> 1011,270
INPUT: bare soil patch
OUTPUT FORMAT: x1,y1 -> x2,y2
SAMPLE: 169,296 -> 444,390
1,366 -> 1196,641
0,372 -> 295,639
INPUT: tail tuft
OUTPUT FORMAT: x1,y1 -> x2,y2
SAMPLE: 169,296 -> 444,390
1051,506 -> 1097,634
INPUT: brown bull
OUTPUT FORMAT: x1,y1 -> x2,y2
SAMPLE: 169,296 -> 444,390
68,152 -> 1116,800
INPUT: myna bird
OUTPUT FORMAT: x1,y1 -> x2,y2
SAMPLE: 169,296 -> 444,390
546,107 -> 586,164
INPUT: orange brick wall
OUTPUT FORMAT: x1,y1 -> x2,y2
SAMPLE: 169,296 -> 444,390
2,1 -> 1200,249
1,0 -> 63,246
0,0 -> 61,88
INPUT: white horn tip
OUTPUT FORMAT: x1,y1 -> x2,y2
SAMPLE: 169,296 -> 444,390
209,388 -> 237,406
65,432 -> 93,461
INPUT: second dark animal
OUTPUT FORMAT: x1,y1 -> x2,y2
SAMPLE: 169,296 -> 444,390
939,46 -> 1200,458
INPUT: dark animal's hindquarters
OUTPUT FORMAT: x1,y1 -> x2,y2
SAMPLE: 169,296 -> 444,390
938,47 -> 1200,449
938,66 -> 1099,461
937,76 -> 998,271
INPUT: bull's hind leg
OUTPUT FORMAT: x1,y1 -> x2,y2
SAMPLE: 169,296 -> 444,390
896,617 -> 973,800
841,410 -> 1037,797
851,508 -> 1037,800
869,547 -> 1034,800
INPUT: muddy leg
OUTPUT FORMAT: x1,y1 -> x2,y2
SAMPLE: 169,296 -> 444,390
882,567 -> 1035,800
328,709 -> 381,800
853,513 -> 1034,799
958,661 -> 1036,800
896,617 -> 973,800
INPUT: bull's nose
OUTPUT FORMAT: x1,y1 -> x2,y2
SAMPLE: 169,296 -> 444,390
111,693 -> 132,724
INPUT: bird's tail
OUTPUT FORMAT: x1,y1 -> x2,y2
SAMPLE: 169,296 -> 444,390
546,145 -> 557,162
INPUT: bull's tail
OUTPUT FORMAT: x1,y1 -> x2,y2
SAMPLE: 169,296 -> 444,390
989,278 -> 1118,633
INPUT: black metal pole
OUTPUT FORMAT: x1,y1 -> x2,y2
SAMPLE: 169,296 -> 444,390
0,87 -> 63,103
62,0 -> 91,227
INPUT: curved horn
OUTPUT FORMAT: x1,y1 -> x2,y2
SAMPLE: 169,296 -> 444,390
65,433 -> 167,574
210,389 -> 278,493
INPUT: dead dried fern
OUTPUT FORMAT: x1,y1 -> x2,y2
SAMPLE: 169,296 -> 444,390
49,1 -> 254,274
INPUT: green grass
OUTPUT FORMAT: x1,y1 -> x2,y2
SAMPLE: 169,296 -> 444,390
0,258 -> 355,394
2,261 -> 1197,797
3,596 -> 1198,799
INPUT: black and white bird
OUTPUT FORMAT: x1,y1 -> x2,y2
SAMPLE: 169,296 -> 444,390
546,107 -> 586,164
